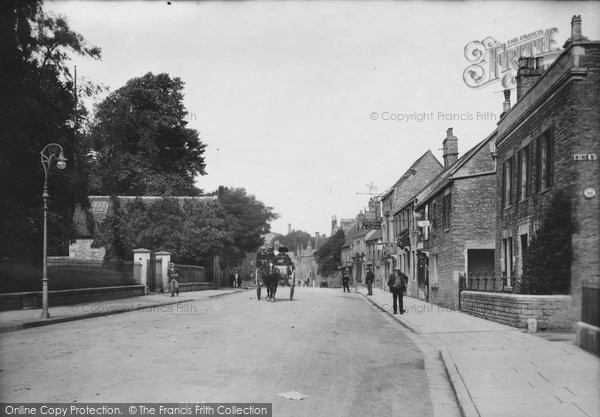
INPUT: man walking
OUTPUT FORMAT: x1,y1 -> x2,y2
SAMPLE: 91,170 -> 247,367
366,267 -> 375,295
387,268 -> 407,314
168,262 -> 180,297
342,269 -> 350,293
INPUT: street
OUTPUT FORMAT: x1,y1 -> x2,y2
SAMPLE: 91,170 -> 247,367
0,289 -> 434,417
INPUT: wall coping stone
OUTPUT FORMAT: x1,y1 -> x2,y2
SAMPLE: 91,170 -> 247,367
461,291 -> 571,300
0,285 -> 145,297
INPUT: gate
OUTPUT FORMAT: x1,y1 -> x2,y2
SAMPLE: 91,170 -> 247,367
146,254 -> 163,293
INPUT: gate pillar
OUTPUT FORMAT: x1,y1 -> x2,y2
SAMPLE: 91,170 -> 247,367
133,248 -> 151,293
155,251 -> 172,292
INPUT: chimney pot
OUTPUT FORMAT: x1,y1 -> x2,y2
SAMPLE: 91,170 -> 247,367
565,15 -> 587,46
527,57 -> 535,70
502,89 -> 511,114
518,57 -> 529,70
535,56 -> 544,70
442,127 -> 459,168
572,15 -> 582,38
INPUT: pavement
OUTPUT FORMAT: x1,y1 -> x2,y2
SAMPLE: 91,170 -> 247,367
0,288 -> 242,332
357,286 -> 600,417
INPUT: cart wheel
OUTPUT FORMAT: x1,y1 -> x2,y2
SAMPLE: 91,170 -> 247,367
257,286 -> 261,300
290,286 -> 294,301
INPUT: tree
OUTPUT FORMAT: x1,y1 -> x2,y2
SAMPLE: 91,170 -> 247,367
280,230 -> 312,253
93,198 -> 230,266
0,0 -> 101,261
88,72 -> 206,196
218,187 -> 279,267
316,229 -> 345,276
520,190 -> 574,294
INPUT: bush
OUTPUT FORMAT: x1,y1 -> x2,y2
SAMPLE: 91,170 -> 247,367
316,229 -> 345,276
520,190 -> 574,295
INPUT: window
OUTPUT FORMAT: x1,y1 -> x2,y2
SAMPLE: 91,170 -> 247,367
503,158 -> 513,207
517,146 -> 530,202
537,129 -> 554,192
442,193 -> 451,230
519,234 -> 529,276
90,200 -> 109,213
431,202 -> 437,230
502,237 -> 514,277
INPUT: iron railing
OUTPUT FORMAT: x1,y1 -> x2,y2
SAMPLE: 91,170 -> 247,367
459,272 -> 518,293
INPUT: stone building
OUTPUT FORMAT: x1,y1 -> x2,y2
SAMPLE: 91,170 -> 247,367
365,229 -> 384,289
331,216 -> 356,236
379,150 -> 444,290
494,16 -> 599,352
407,129 -> 497,308
296,240 -> 318,287
340,226 -> 359,283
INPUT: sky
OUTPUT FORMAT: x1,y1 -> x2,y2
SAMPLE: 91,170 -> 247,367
46,0 -> 600,237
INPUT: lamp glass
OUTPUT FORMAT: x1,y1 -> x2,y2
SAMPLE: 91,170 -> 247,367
56,153 -> 67,170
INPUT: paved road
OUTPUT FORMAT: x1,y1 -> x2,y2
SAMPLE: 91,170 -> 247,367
0,288 -> 434,417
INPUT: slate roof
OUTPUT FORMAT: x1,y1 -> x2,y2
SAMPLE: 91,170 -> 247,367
379,150 -> 443,201
366,229 -> 382,242
412,131 -> 497,210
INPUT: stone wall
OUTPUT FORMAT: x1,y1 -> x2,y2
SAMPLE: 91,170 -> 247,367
0,285 -> 145,311
178,282 -> 216,292
69,239 -> 105,261
460,291 -> 573,331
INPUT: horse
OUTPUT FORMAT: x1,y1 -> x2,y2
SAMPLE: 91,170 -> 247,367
260,263 -> 280,302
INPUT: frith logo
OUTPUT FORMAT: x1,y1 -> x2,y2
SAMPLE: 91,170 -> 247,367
463,28 -> 561,89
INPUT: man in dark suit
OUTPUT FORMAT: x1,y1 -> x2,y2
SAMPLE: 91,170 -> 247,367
342,269 -> 350,293
387,269 -> 407,314
366,267 -> 375,295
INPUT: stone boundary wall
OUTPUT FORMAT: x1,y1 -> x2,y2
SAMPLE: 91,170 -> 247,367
0,285 -> 145,311
178,282 -> 216,292
460,291 -> 573,331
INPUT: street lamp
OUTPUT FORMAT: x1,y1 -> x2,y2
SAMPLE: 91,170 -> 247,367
40,143 -> 67,319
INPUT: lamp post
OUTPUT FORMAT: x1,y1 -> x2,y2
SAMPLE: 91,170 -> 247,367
40,143 -> 67,319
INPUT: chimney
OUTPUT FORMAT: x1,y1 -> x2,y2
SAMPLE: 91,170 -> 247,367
564,15 -> 588,47
442,127 -> 459,168
288,223 -> 291,234
501,89 -> 511,116
516,56 -> 544,100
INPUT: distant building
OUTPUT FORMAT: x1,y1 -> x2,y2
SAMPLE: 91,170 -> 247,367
296,240 -> 318,287
331,216 -> 356,236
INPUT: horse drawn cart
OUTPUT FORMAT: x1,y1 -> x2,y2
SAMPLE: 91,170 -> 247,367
255,245 -> 295,302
